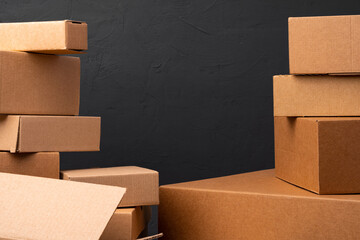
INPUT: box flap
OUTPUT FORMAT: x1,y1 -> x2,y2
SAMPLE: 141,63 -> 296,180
0,172 -> 126,240
0,116 -> 20,153
138,233 -> 164,240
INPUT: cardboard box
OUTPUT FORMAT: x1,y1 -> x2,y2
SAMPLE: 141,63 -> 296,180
289,15 -> 360,74
0,51 -> 80,115
159,169 -> 360,240
0,115 -> 100,153
0,20 -> 87,54
0,152 -> 59,179
273,75 -> 360,116
61,166 -> 159,207
275,116 -> 360,194
101,206 -> 151,240
0,172 -> 125,240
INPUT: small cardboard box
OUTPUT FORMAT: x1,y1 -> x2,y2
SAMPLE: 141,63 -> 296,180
0,152 -> 59,179
0,115 -> 100,153
273,75 -> 360,116
101,206 -> 151,240
159,169 -> 360,240
275,116 -> 360,194
61,166 -> 159,207
0,172 -> 125,240
289,15 -> 360,74
0,20 -> 87,54
0,51 -> 80,115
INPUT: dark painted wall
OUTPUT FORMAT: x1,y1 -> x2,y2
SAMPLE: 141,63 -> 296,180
1,0 -> 360,234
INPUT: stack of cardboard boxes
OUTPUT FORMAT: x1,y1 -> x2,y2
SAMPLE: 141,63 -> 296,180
159,15 -> 360,239
0,20 -> 161,240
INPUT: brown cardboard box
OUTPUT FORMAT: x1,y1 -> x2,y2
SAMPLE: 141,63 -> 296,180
273,75 -> 360,116
101,207 -> 150,240
289,15 -> 360,74
159,169 -> 360,240
0,152 -> 59,179
0,20 -> 87,54
61,166 -> 159,207
0,172 -> 125,240
0,51 -> 80,115
0,115 -> 101,153
275,116 -> 360,194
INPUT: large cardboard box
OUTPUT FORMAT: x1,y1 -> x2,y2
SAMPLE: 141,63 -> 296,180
0,51 -> 80,115
273,75 -> 360,116
159,169 -> 360,240
275,116 -> 360,194
0,20 -> 87,54
289,15 -> 360,74
0,152 -> 59,179
61,166 -> 159,207
0,172 -> 125,240
101,207 -> 151,240
0,115 -> 100,153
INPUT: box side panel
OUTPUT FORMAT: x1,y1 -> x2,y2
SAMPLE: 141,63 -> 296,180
159,187 -> 360,240
0,116 -> 20,152
65,21 -> 88,50
351,16 -> 360,72
274,117 -> 320,193
100,209 -> 133,240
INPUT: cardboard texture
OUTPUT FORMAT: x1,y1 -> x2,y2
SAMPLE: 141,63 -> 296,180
0,172 -> 125,240
0,51 -> 80,115
61,166 -> 159,207
289,15 -> 360,74
0,20 -> 87,54
275,116 -> 360,194
0,152 -> 59,179
273,75 -> 360,116
0,115 -> 101,153
101,207 -> 150,240
159,169 -> 360,240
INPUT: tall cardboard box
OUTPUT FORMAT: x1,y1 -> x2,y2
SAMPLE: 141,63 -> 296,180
0,51 -> 80,115
159,169 -> 360,240
0,20 -> 87,54
289,15 -> 360,74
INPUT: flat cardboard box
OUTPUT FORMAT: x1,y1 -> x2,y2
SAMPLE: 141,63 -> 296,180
0,152 -> 59,179
159,169 -> 360,240
101,206 -> 150,240
61,166 -> 159,207
0,115 -> 100,153
0,51 -> 80,115
289,15 -> 360,74
273,75 -> 360,116
0,20 -> 87,54
0,172 -> 125,240
275,116 -> 360,194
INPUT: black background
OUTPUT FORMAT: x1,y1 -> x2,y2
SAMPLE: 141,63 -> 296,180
1,0 -> 359,234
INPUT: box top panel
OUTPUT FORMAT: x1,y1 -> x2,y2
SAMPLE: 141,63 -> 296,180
62,166 -> 158,178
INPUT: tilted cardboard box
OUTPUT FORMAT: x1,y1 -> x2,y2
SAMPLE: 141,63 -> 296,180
159,169 -> 360,240
0,115 -> 100,153
61,166 -> 159,207
273,75 -> 360,116
0,172 -> 125,240
0,20 -> 87,54
0,152 -> 59,179
101,206 -> 151,240
289,15 -> 360,74
0,51 -> 80,115
275,116 -> 360,194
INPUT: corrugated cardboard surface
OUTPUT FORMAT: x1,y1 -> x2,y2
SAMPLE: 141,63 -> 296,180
273,75 -> 360,116
159,169 -> 360,240
0,172 -> 126,240
275,116 -> 360,194
289,15 -> 360,74
0,51 -> 80,115
0,115 -> 100,152
61,166 -> 159,207
0,20 -> 87,54
0,152 -> 59,179
101,207 -> 149,240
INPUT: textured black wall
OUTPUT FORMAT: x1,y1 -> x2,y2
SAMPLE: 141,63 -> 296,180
2,0 -> 360,234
